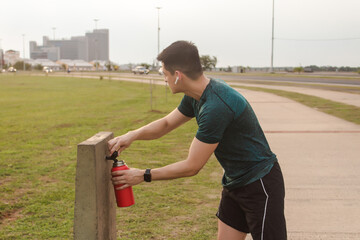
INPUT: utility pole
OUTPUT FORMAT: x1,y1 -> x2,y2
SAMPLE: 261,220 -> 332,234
270,0 -> 275,73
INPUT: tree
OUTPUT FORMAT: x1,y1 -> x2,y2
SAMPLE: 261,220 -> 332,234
93,62 -> 100,69
306,65 -> 320,71
294,67 -> 304,74
34,64 -> 43,71
105,62 -> 112,71
13,61 -> 31,71
200,55 -> 217,71
140,63 -> 151,69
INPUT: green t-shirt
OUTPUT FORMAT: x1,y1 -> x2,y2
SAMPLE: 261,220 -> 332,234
178,78 -> 277,190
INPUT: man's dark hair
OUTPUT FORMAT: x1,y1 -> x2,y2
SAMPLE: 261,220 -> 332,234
157,41 -> 203,80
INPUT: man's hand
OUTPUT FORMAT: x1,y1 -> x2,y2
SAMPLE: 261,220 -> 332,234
108,108 -> 191,156
108,132 -> 135,156
111,168 -> 144,190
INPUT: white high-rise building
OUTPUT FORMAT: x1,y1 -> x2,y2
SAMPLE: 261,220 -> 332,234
29,29 -> 109,62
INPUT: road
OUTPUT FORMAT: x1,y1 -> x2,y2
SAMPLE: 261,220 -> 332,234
54,71 -> 360,87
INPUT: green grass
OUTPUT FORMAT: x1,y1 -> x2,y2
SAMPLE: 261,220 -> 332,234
227,80 -> 360,95
237,86 -> 360,125
205,70 -> 360,80
0,75 -> 222,239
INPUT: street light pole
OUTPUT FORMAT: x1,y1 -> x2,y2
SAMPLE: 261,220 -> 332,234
156,7 -> 161,67
94,19 -> 99,30
270,0 -> 275,73
93,19 -> 99,70
156,7 -> 167,102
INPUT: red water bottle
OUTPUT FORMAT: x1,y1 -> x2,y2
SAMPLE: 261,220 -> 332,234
106,151 -> 135,207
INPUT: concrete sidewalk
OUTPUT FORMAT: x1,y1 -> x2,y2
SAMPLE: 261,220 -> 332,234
237,88 -> 360,240
230,82 -> 360,108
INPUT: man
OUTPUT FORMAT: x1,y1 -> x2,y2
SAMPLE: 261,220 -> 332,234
108,41 -> 287,240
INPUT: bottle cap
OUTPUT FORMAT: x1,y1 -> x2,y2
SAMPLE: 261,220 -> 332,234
106,151 -> 125,167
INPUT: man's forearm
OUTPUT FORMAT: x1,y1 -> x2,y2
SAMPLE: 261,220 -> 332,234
150,138 -> 218,181
111,160 -> 197,190
151,160 -> 199,180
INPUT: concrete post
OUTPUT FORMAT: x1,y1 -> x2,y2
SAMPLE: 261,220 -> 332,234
74,132 -> 116,240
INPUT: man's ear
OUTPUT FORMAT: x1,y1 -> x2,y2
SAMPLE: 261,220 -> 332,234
175,71 -> 183,80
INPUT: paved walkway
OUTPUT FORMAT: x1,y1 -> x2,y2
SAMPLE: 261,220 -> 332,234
229,82 -> 360,108
237,88 -> 360,240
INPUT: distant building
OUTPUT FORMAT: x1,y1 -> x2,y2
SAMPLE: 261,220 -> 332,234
30,40 -> 60,61
0,49 -> 4,69
231,66 -> 246,73
57,59 -> 94,71
86,29 -> 109,62
26,59 -> 61,71
29,29 -> 109,62
4,50 -> 21,65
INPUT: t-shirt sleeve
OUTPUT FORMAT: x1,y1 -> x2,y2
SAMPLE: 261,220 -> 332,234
196,103 -> 234,144
177,95 -> 195,118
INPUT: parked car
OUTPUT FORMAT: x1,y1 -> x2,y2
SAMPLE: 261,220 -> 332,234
8,67 -> 16,72
43,67 -> 53,73
132,66 -> 150,74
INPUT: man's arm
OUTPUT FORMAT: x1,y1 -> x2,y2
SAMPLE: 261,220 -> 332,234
111,137 -> 219,189
151,138 -> 218,180
108,108 -> 191,155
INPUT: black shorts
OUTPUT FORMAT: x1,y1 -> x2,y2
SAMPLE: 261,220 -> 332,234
216,161 -> 287,240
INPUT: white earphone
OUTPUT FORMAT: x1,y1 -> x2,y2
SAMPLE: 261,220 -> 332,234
175,76 -> 179,85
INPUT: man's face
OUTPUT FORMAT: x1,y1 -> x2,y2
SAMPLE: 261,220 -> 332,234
161,63 -> 179,94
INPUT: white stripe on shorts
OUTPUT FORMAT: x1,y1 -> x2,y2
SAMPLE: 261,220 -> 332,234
260,178 -> 269,240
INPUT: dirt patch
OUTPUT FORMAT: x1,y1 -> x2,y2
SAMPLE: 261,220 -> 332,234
0,176 -> 13,186
38,175 -> 58,184
0,208 -> 23,223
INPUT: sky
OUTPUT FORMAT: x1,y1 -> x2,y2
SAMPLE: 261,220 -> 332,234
1,0 -> 359,67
